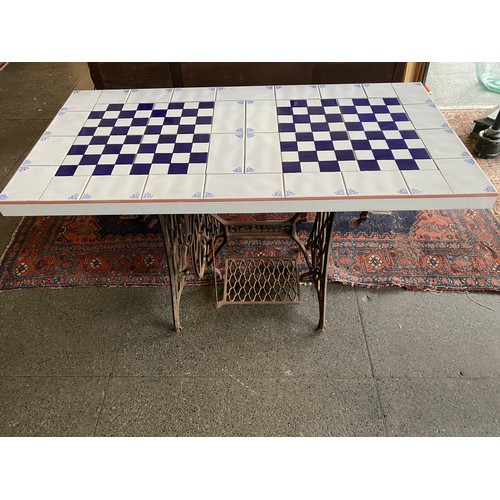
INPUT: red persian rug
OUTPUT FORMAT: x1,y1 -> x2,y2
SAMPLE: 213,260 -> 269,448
0,109 -> 499,293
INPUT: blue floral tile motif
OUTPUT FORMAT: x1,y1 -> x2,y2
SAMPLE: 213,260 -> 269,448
0,193 -> 8,200
460,151 -> 472,158
205,191 -> 215,199
335,188 -> 345,196
440,122 -> 451,128
82,193 -> 92,200
246,167 -> 255,173
485,185 -> 496,193
22,159 -> 32,166
465,159 -> 476,165
143,192 -> 154,199
273,190 -> 283,197
398,187 -> 409,195
68,193 -> 79,200
129,192 -> 140,199
18,166 -> 29,172
191,192 -> 202,199
233,167 -> 243,173
247,133 -> 255,138
57,107 -> 68,116
247,127 -> 255,133
285,190 -> 296,197
266,86 -> 273,90
348,188 -> 359,195
411,187 -> 423,194
130,89 -> 140,94
247,100 -> 255,105
40,131 -> 52,141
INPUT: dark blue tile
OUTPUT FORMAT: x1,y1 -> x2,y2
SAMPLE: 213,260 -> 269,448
124,135 -> 142,144
80,155 -> 101,165
153,153 -> 173,163
330,131 -> 349,141
116,154 -> 135,164
152,109 -> 168,117
383,98 -> 400,105
371,105 -> 389,114
138,143 -> 157,154
79,127 -> 97,136
386,139 -> 407,149
321,99 -> 338,107
351,140 -> 371,150
373,149 -> 394,160
318,161 -> 340,172
55,165 -> 77,176
103,144 -> 123,155
199,101 -> 215,109
379,122 -> 398,131
295,132 -> 314,142
168,164 -> 189,174
68,144 -> 88,155
410,148 -> 431,160
365,131 -> 385,140
336,150 -> 356,161
310,122 -> 330,132
401,130 -> 419,139
282,162 -> 301,173
182,109 -> 198,117
130,164 -> 151,175
138,103 -> 154,110
89,111 -> 105,119
358,114 -> 377,123
290,100 -> 308,108
340,106 -> 356,114
298,151 -> 318,162
107,104 -> 124,111
277,106 -> 293,115
293,115 -> 311,124
352,98 -> 370,106
173,143 -> 192,153
118,111 -> 135,119
280,141 -> 298,152
391,113 -> 410,122
111,126 -> 130,136
132,117 -> 148,126
168,102 -> 184,109
93,165 -> 114,175
193,134 -> 210,143
279,123 -> 296,133
159,134 -> 176,143
145,125 -> 162,135
307,106 -> 324,115
345,122 -> 364,131
325,114 -> 343,123
396,159 -> 419,170
178,125 -> 195,134
358,160 -> 380,171
196,116 -> 212,125
90,136 -> 109,145
190,152 -> 208,163
164,117 -> 181,125
315,141 -> 334,151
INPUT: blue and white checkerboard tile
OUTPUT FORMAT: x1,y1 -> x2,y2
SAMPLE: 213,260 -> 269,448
55,101 -> 214,177
277,97 -> 433,173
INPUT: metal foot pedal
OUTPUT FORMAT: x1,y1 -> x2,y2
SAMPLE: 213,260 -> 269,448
216,257 -> 301,308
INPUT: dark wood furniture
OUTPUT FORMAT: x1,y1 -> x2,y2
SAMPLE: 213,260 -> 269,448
88,62 -> 427,89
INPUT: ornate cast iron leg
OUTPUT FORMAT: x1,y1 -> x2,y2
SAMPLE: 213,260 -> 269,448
158,214 -> 191,332
300,212 -> 336,331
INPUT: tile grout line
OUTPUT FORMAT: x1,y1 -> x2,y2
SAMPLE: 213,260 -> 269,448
353,287 -> 390,436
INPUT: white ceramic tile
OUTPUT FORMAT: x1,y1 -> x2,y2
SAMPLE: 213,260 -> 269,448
284,172 -> 346,197
418,129 -> 472,159
40,176 -> 89,201
212,101 -> 245,133
402,170 -> 453,195
216,86 -> 274,101
171,87 -> 216,102
126,88 -> 172,104
246,100 -> 278,132
362,83 -> 397,98
245,133 -> 282,173
275,85 -> 320,100
142,174 -> 205,200
434,158 -> 497,194
96,89 -> 130,104
206,134 -> 244,173
392,82 -> 431,104
0,166 -> 58,201
342,171 -> 410,196
204,173 -> 284,199
22,136 -> 75,166
82,175 -> 147,200
319,84 -> 367,99
61,90 -> 102,111
46,111 -> 90,136
404,103 -> 449,129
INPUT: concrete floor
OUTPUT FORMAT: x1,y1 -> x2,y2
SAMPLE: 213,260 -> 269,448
0,62 -> 499,437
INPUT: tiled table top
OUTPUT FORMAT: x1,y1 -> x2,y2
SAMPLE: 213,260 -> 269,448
0,83 -> 497,216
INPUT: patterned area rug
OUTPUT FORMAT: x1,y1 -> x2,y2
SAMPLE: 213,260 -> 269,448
1,109 -> 499,292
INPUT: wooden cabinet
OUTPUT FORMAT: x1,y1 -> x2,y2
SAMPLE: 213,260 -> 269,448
88,62 -> 427,89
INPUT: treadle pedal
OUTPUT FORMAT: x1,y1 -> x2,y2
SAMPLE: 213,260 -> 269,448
216,257 -> 301,308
